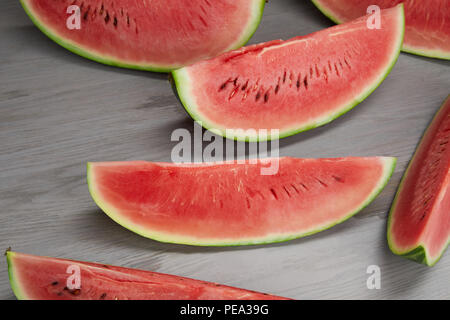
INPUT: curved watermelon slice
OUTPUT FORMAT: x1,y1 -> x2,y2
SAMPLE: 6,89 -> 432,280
388,96 -> 450,266
311,0 -> 450,60
20,0 -> 265,72
172,6 -> 404,141
87,157 -> 396,246
7,251 -> 288,300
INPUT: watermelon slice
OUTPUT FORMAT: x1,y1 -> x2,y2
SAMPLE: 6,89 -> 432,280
388,96 -> 450,266
87,157 -> 396,246
311,0 -> 450,60
172,6 -> 404,141
20,0 -> 265,72
6,251 -> 288,300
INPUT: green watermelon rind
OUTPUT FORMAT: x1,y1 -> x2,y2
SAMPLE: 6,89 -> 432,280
310,0 -> 344,25
87,157 -> 396,246
401,46 -> 450,61
6,251 -> 27,300
387,234 -> 449,267
171,6 -> 405,142
19,0 -> 266,73
311,0 -> 450,60
387,96 -> 450,267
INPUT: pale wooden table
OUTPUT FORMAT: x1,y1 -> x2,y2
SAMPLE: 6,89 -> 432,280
1,0 -> 449,300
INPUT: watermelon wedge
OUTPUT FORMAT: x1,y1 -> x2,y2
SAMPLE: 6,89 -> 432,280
311,0 -> 450,60
87,157 -> 396,246
388,96 -> 450,266
20,0 -> 265,72
172,5 -> 404,141
6,251 -> 288,300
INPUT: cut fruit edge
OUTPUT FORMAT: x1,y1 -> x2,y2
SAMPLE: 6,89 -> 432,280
387,96 -> 450,267
19,0 -> 266,72
311,0 -> 449,60
87,157 -> 397,246
401,44 -> 450,61
6,251 -> 26,300
171,5 -> 405,141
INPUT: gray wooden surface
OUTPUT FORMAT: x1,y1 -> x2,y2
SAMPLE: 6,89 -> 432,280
1,0 -> 449,300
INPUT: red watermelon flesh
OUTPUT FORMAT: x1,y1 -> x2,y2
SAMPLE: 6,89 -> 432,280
388,96 -> 450,266
7,251 -> 288,300
87,157 -> 396,246
312,0 -> 450,59
20,0 -> 265,71
172,6 -> 404,141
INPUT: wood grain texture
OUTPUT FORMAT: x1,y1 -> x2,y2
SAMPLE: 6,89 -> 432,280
0,0 -> 449,300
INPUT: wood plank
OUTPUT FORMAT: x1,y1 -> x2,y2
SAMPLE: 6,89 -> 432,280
0,0 -> 449,299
